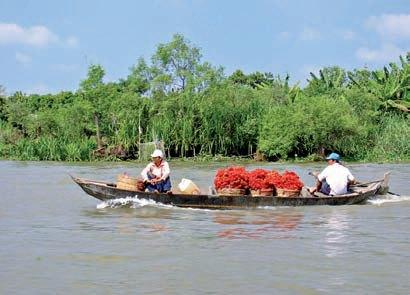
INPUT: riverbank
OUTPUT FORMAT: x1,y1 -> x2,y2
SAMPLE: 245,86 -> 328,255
2,154 -> 410,166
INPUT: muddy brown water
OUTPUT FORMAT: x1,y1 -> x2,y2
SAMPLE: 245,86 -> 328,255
1,160 -> 409,294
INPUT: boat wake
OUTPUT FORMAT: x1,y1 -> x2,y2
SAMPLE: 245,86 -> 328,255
96,198 -> 218,211
97,196 -> 174,209
368,194 -> 410,206
257,206 -> 278,210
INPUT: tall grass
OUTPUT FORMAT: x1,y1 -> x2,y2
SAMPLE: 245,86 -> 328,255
365,115 -> 410,161
145,84 -> 268,158
1,137 -> 96,161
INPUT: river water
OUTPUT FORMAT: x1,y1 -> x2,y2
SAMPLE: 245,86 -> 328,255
1,160 -> 409,294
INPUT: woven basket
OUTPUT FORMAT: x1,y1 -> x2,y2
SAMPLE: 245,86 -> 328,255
117,174 -> 145,191
276,188 -> 300,197
217,188 -> 246,196
250,188 -> 274,197
117,174 -> 139,185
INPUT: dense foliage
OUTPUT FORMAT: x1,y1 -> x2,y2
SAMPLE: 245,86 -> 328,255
0,34 -> 409,161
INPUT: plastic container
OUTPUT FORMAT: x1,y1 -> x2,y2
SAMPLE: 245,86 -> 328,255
178,178 -> 200,195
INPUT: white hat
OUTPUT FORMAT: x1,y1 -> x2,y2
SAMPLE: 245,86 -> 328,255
151,149 -> 164,158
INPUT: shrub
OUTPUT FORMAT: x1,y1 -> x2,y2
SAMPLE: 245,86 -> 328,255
258,95 -> 364,159
366,115 -> 410,161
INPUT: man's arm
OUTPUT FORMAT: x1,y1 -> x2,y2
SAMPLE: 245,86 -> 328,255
347,169 -> 356,185
310,180 -> 322,194
160,162 -> 170,181
311,169 -> 327,193
315,179 -> 322,192
309,171 -> 324,194
141,164 -> 151,182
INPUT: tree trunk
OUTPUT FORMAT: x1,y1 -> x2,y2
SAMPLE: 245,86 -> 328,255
94,112 -> 102,149
317,146 -> 325,157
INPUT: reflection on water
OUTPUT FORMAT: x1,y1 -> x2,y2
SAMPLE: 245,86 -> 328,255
117,211 -> 135,234
214,210 -> 303,239
66,254 -> 135,264
323,209 -> 350,258
81,206 -> 172,234
82,204 -> 305,239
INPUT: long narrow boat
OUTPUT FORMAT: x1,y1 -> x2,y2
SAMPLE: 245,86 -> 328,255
71,173 -> 390,209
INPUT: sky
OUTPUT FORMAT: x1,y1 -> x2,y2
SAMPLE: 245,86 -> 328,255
0,0 -> 409,94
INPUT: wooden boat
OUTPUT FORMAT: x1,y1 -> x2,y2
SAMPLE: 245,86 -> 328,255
71,173 -> 390,209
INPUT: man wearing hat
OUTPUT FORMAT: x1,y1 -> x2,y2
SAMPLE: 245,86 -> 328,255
141,149 -> 172,193
311,152 -> 356,196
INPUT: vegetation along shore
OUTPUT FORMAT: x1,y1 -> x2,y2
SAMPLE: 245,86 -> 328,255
0,34 -> 409,162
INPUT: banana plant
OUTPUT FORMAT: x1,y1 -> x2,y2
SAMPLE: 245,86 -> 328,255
305,66 -> 347,96
348,54 -> 410,113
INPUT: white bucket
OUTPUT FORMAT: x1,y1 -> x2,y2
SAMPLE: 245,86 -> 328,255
178,178 -> 200,195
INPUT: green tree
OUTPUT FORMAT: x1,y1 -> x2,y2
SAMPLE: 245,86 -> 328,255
5,92 -> 32,136
123,57 -> 151,94
0,85 -> 6,121
228,70 -> 276,88
79,64 -> 106,149
150,34 -> 223,93
228,70 -> 248,85
152,34 -> 201,92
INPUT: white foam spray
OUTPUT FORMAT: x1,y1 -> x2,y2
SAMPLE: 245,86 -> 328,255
97,196 -> 174,209
257,206 -> 278,210
368,194 -> 410,206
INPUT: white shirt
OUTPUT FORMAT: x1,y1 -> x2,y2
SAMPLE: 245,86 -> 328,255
318,163 -> 355,195
141,161 -> 170,182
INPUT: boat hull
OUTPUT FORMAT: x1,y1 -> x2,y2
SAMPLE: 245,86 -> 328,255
72,174 -> 389,209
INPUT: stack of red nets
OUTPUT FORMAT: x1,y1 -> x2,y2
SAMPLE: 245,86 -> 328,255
214,166 -> 249,190
265,170 -> 282,189
214,167 -> 304,192
273,171 -> 304,190
248,169 -> 270,190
